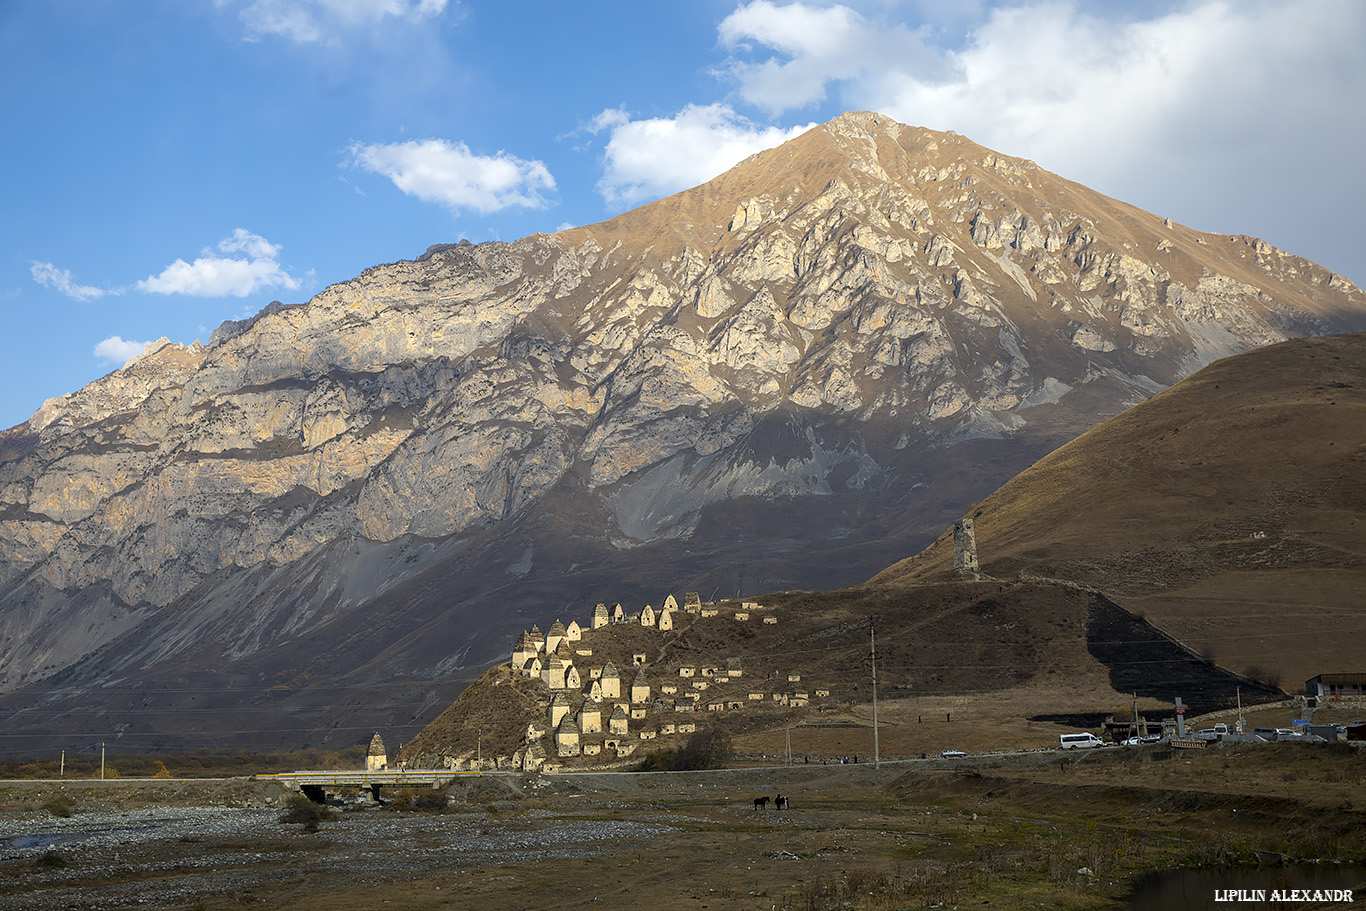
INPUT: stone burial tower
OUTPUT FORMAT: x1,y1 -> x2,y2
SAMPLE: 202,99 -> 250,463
953,517 -> 980,581
366,733 -> 388,771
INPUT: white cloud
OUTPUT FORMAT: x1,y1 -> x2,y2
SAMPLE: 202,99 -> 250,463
719,0 -> 940,114
594,103 -> 816,207
138,230 -> 301,298
347,139 -> 556,214
93,336 -> 152,367
217,227 -> 282,260
226,0 -> 450,44
30,262 -> 115,302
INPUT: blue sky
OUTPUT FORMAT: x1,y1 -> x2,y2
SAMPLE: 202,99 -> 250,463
3,0 -> 1364,431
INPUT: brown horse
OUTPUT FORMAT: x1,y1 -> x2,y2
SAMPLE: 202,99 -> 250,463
753,795 -> 771,810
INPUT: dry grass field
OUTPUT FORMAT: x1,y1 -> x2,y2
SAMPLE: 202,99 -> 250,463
1,743 -> 1363,911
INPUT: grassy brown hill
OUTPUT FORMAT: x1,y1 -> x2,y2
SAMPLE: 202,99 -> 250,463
401,579 -> 1279,768
875,332 -> 1366,690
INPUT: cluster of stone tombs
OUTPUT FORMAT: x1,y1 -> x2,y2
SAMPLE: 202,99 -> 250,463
506,593 -> 818,769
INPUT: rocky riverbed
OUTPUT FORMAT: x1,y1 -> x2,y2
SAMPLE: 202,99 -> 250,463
0,779 -> 677,910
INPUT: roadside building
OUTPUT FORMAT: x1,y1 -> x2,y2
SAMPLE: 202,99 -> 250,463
1306,673 -> 1366,700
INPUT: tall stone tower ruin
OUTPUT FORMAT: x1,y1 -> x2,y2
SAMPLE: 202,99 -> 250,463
366,732 -> 387,771
953,518 -> 980,581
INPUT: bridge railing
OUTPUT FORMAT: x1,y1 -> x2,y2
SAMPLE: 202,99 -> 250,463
252,769 -> 484,787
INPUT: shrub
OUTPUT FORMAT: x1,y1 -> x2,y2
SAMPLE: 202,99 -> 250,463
279,793 -> 334,832
42,796 -> 75,818
34,850 -> 68,870
385,786 -> 451,813
636,750 -> 676,772
663,730 -> 732,771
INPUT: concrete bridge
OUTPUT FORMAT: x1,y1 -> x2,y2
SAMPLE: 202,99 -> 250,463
253,769 -> 484,803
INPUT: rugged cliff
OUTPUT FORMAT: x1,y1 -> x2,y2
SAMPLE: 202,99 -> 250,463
1,112 -> 1362,751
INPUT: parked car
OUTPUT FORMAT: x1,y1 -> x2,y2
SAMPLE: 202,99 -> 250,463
940,748 -> 966,758
1120,734 -> 1164,746
1253,727 -> 1296,741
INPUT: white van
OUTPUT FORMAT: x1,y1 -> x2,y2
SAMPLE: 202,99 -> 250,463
1058,732 -> 1104,750
1194,724 -> 1229,741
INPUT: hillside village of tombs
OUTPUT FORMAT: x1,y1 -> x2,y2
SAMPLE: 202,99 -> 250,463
394,522 -> 989,773
398,592 -> 833,773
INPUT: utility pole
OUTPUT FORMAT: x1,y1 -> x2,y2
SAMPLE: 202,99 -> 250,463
60,750 -> 64,779
786,726 -> 791,765
100,742 -> 106,781
870,626 -> 880,769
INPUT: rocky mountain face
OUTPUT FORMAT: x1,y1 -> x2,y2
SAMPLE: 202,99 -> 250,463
2,111 -> 1363,752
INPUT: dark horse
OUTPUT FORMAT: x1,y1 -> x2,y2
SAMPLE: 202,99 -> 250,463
775,794 -> 788,810
753,795 -> 771,810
